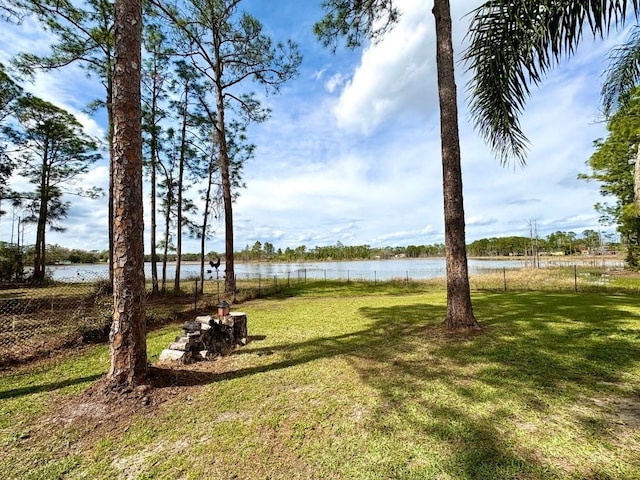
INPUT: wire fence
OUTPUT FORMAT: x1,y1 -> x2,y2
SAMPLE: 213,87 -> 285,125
0,262 -> 632,366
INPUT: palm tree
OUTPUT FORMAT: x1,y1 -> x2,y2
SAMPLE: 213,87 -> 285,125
464,1 -> 639,165
316,0 -> 479,329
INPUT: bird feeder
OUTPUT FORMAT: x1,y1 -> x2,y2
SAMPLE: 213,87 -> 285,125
216,300 -> 230,317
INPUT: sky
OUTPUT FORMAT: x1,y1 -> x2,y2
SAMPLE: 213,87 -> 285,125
0,0 -> 632,254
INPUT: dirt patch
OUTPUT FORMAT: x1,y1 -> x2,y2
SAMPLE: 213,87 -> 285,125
32,358 -> 243,450
591,394 -> 640,429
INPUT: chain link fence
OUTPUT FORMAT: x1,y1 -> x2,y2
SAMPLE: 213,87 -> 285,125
0,272 -> 112,365
1,262 -> 632,366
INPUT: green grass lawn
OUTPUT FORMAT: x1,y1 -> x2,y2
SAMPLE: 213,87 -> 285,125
1,281 -> 639,479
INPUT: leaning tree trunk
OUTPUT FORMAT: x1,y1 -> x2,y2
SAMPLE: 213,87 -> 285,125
108,0 -> 147,387
433,0 -> 479,329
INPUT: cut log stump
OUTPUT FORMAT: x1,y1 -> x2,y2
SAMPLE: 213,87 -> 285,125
229,312 -> 248,345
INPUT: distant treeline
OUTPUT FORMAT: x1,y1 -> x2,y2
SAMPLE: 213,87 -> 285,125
5,229 -> 620,268
234,241 -> 447,262
233,230 -> 620,262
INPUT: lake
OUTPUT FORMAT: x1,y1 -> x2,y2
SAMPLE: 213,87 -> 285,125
47,256 -> 620,282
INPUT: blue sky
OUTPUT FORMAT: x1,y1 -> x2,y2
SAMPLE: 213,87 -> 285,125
0,0 -> 630,254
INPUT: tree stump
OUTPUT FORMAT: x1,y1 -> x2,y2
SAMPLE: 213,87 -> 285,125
229,312 -> 248,345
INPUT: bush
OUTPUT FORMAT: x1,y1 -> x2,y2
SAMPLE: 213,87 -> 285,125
0,242 -> 24,282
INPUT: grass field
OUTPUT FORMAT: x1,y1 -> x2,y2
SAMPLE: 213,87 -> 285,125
1,281 -> 639,479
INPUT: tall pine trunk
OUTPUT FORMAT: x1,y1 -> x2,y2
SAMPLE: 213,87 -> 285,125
108,0 -> 147,387
174,88 -> 189,293
149,71 -> 160,295
150,148 -> 159,294
33,162 -> 48,283
213,62 -> 235,298
433,0 -> 479,329
107,76 -> 114,289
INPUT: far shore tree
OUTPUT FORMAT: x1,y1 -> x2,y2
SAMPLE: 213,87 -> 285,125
4,95 -> 101,282
152,0 -> 302,297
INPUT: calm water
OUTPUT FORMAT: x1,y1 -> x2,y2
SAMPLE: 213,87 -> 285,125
44,257 -> 593,282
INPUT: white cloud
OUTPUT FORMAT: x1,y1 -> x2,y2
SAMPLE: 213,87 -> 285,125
331,0 -> 482,134
324,73 -> 346,93
312,67 -> 328,81
333,0 -> 435,133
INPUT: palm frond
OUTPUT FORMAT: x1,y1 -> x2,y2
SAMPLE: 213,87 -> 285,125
601,24 -> 640,116
464,0 -> 639,166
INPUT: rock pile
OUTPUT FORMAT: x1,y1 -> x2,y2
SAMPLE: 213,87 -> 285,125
158,312 -> 248,364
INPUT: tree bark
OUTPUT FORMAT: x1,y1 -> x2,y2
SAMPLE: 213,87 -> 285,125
433,0 -> 479,329
107,75 -> 114,289
108,0 -> 147,387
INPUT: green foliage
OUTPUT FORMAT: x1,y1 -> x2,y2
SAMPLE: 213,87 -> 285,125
0,62 -> 23,214
314,0 -> 398,51
581,88 -> 640,265
12,0 -> 114,89
0,61 -> 21,123
602,24 -> 640,116
0,241 -> 24,281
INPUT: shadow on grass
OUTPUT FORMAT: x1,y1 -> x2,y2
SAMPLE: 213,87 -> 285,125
0,373 -> 103,400
351,292 -> 640,478
188,291 -> 636,478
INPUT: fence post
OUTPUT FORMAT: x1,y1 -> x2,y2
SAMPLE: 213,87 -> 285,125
347,270 -> 350,283
503,267 -> 507,291
574,264 -> 578,292
194,278 -> 198,311
374,270 -> 377,285
258,274 -> 261,298
287,271 -> 290,287
324,269 -> 326,281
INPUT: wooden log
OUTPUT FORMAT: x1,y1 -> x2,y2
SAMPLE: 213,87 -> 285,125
229,312 -> 248,345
